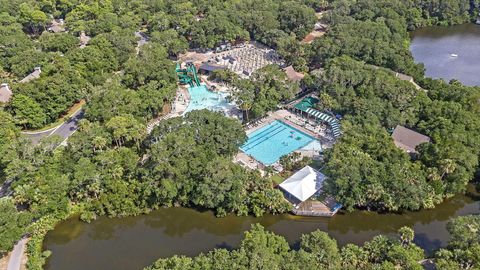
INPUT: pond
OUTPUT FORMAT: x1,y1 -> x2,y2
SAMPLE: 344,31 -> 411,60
410,23 -> 480,86
43,185 -> 479,270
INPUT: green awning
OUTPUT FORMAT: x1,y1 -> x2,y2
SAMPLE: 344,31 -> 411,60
303,107 -> 343,138
294,97 -> 319,112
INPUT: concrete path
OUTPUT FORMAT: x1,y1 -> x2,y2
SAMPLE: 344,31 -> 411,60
7,237 -> 27,270
147,88 -> 189,134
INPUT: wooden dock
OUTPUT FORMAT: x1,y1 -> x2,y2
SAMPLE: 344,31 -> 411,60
292,198 -> 341,217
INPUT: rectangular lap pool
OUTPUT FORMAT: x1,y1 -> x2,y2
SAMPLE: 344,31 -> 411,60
240,120 -> 316,165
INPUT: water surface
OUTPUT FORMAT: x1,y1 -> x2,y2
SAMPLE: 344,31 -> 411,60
44,185 -> 479,270
240,120 -> 315,165
410,23 -> 480,86
184,85 -> 234,114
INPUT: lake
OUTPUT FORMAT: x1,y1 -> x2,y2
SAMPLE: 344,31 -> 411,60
43,185 -> 479,270
410,23 -> 480,86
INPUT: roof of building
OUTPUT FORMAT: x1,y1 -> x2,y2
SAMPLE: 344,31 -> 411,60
199,63 -> 227,72
284,65 -> 305,82
392,125 -> 430,153
279,166 -> 326,202
0,83 -> 12,103
304,107 -> 342,138
301,30 -> 325,44
79,31 -> 91,47
301,34 -> 316,44
48,19 -> 65,33
20,67 -> 41,83
134,31 -> 149,47
294,96 -> 319,112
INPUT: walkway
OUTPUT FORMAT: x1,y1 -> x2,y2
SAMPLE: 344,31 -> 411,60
146,87 -> 190,134
134,31 -> 149,55
7,237 -> 27,270
371,65 -> 424,91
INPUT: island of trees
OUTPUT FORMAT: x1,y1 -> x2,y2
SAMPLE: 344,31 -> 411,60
0,0 -> 479,269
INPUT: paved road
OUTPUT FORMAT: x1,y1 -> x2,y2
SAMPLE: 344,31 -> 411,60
5,110 -> 84,267
22,109 -> 84,145
7,237 -> 27,270
0,180 -> 12,198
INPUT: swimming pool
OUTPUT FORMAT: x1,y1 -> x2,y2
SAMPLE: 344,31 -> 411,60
240,120 -> 316,165
184,85 -> 235,114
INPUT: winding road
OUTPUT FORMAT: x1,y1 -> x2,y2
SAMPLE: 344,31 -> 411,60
22,109 -> 84,145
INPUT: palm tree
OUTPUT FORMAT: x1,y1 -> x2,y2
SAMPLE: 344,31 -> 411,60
92,136 -> 107,153
439,159 -> 456,179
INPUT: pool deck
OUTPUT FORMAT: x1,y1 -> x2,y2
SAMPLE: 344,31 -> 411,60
246,110 -> 335,147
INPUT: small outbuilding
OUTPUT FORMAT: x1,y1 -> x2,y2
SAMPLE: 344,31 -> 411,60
48,19 -> 65,33
280,166 -> 325,203
20,67 -> 42,83
279,166 -> 341,217
284,65 -> 305,82
198,63 -> 227,74
79,31 -> 91,48
0,83 -> 12,104
391,125 -> 430,154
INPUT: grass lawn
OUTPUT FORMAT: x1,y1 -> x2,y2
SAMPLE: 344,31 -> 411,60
270,174 -> 285,186
23,100 -> 85,132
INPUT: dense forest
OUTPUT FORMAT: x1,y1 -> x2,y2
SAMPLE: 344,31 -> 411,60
0,0 -> 480,269
307,1 -> 480,212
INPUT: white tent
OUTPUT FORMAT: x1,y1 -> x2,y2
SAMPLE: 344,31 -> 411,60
279,166 -> 326,202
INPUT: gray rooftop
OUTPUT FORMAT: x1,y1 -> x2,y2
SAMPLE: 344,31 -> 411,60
392,125 -> 430,153
20,67 -> 41,83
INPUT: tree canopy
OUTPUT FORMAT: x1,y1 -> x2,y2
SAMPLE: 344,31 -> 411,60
145,224 -> 426,270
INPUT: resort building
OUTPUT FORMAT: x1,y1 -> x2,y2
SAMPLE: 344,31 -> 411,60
391,125 -> 430,154
284,66 -> 304,82
279,166 -> 341,217
0,83 -> 12,104
20,67 -> 42,83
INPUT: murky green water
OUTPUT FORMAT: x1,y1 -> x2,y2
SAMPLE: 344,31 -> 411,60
43,185 -> 479,270
410,23 -> 480,86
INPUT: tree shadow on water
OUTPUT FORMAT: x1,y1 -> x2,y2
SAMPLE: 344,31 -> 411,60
413,233 -> 443,256
215,241 -> 235,251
